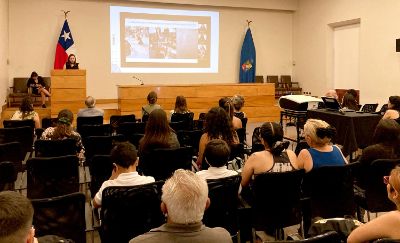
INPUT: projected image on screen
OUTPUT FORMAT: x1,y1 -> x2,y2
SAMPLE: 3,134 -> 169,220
110,6 -> 219,73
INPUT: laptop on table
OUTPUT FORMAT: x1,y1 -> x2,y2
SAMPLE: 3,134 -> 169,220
321,97 -> 355,112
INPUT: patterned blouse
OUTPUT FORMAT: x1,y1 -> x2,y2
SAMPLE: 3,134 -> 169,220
40,127 -> 85,162
11,110 -> 38,120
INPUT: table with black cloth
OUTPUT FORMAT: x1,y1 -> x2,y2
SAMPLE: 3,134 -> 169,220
307,109 -> 382,156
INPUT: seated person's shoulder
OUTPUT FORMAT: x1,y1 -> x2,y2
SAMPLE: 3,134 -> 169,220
203,226 -> 232,241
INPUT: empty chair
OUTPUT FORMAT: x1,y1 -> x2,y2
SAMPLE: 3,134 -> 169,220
3,119 -> 35,132
267,75 -> 286,98
34,138 -> 78,157
41,117 -> 58,129
280,75 -> 302,94
0,126 -> 34,159
100,182 -> 165,243
361,104 -> 379,113
84,135 -> 125,164
110,114 -> 136,133
126,133 -> 144,149
26,155 -> 79,199
251,169 -> 305,239
355,159 -> 400,221
203,175 -> 241,236
255,75 -> 264,83
171,112 -> 194,130
169,120 -> 187,132
117,122 -> 146,136
88,155 -> 113,198
0,161 -> 17,191
79,124 -> 111,138
0,141 -> 24,172
76,115 -> 103,134
31,192 -> 86,243
139,146 -> 193,181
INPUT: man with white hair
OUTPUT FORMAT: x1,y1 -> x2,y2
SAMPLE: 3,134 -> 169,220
129,169 -> 232,243
325,89 -> 338,100
77,96 -> 104,117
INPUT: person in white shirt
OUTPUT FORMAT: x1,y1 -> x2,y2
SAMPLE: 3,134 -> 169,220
196,139 -> 238,180
93,142 -> 155,208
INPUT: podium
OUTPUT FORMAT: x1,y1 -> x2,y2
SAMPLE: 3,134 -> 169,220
50,70 -> 86,117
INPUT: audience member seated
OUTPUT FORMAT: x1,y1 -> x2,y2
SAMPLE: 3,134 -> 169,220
142,91 -> 161,117
40,109 -> 85,162
232,94 -> 246,119
0,191 -> 36,243
347,166 -> 400,243
27,71 -> 51,108
138,109 -> 180,155
241,122 -> 298,187
77,96 -> 104,117
325,89 -> 338,99
357,119 -> 400,187
93,142 -> 155,208
10,96 -> 40,128
196,107 -> 239,169
219,97 -> 242,129
341,89 -> 359,110
169,95 -> 191,120
65,54 -> 79,69
196,139 -> 238,180
129,169 -> 232,243
382,95 -> 400,120
297,119 -> 347,172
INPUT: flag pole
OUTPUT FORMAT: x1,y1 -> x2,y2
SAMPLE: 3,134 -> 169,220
61,10 -> 70,19
246,20 -> 252,28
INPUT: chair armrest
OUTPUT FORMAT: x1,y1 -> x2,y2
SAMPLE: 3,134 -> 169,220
27,87 -> 32,94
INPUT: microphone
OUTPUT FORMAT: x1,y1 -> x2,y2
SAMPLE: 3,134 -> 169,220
132,75 -> 144,85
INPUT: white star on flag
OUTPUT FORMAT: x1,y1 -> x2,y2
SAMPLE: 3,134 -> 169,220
61,31 -> 71,42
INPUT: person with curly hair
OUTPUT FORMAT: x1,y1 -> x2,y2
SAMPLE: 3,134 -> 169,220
40,109 -> 85,162
10,96 -> 40,128
196,107 -> 239,168
241,122 -> 298,187
297,119 -> 347,172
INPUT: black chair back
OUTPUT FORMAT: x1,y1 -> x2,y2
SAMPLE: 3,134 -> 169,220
3,119 -> 35,131
177,130 -> 203,156
117,122 -> 146,136
268,231 -> 341,243
203,175 -> 241,235
252,169 -> 305,231
110,114 -> 136,133
31,192 -> 86,243
236,128 -> 246,144
35,138 -> 77,157
41,117 -> 58,129
100,182 -> 165,243
171,112 -> 194,130
251,143 -> 265,154
302,164 -> 356,218
169,121 -> 187,132
0,126 -> 34,157
76,116 -> 103,134
358,159 -> 400,212
80,124 -> 111,138
0,141 -> 24,172
89,155 -> 113,198
241,117 -> 248,130
139,146 -> 193,181
127,133 -> 144,149
0,161 -> 17,191
26,155 -> 79,199
84,135 -> 126,164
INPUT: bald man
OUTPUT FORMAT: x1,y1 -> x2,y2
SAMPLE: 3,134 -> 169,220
77,96 -> 104,117
325,89 -> 338,100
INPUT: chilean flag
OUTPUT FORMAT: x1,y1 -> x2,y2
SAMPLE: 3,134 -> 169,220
54,20 -> 74,69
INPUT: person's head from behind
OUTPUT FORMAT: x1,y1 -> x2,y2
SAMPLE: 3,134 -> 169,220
325,90 -> 338,100
30,72 -> 38,80
0,191 -> 34,243
260,122 -> 289,155
232,94 -> 245,112
218,97 -> 234,119
68,54 -> 76,64
174,95 -> 188,113
145,109 -> 170,135
205,107 -> 234,143
388,96 -> 400,111
385,166 -> 400,207
373,119 -> 400,145
20,96 -> 34,113
57,109 -> 73,126
147,91 -> 158,105
304,119 -> 336,147
85,96 -> 96,108
161,169 -> 209,224
51,109 -> 73,139
111,142 -> 138,169
347,89 -> 358,98
204,139 -> 231,168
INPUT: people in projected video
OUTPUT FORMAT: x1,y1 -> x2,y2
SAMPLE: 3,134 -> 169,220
125,26 -> 149,59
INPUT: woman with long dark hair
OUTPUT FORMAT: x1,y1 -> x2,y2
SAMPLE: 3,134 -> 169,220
219,97 -> 242,129
66,54 -> 79,69
382,95 -> 400,120
196,107 -> 239,168
26,71 -> 51,108
241,122 -> 298,187
139,109 -> 180,154
10,96 -> 40,128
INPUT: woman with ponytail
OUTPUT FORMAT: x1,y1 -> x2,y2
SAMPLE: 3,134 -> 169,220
297,119 -> 347,172
40,109 -> 85,161
241,122 -> 298,187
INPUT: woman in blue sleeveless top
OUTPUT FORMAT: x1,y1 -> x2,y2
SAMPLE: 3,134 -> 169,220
297,119 -> 347,172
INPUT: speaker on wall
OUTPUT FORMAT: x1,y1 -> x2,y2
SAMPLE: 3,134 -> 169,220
397,39 -> 400,52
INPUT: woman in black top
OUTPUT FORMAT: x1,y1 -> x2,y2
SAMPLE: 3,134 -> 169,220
26,71 -> 51,108
66,54 -> 79,69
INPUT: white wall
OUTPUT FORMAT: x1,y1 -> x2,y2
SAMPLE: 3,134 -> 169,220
8,0 -> 294,100
293,0 -> 400,105
0,0 -> 8,112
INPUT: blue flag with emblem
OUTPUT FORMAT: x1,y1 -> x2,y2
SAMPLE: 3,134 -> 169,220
239,28 -> 256,83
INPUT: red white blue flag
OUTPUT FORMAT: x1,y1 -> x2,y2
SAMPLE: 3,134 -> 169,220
54,20 -> 74,69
